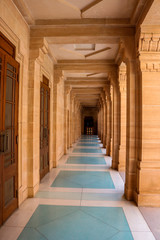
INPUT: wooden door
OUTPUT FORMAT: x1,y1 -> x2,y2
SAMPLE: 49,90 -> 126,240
40,80 -> 50,180
0,49 -> 19,224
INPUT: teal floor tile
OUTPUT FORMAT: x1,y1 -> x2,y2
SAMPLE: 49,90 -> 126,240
18,205 -> 133,240
18,228 -> 46,240
79,139 -> 100,142
66,156 -> 106,165
58,164 -> 110,170
73,148 -> 102,153
77,143 -> 100,147
51,170 -> 115,189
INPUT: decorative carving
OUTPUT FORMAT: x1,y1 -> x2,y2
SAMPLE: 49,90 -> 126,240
54,69 -> 63,84
119,71 -> 126,93
139,33 -> 160,52
140,62 -> 160,72
65,85 -> 71,95
30,38 -> 49,64
137,32 -> 160,72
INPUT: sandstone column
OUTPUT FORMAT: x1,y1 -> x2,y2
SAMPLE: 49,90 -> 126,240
53,69 -> 63,167
118,65 -> 127,171
135,31 -> 160,206
109,72 -> 120,170
28,38 -> 49,196
64,85 -> 71,154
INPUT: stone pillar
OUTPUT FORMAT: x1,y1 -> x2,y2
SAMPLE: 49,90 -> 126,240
98,105 -> 101,138
125,59 -> 137,200
70,93 -> 75,146
64,85 -> 71,154
53,69 -> 63,167
101,92 -> 107,148
135,31 -> 160,206
110,72 -> 120,170
104,85 -> 112,156
28,38 -> 49,196
110,86 -> 113,157
118,66 -> 127,171
100,100 -> 104,142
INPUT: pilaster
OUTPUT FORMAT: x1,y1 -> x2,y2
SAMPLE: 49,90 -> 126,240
118,65 -> 127,171
53,68 -> 63,167
28,38 -> 49,196
135,31 -> 160,206
64,85 -> 71,154
109,72 -> 120,170
104,85 -> 111,156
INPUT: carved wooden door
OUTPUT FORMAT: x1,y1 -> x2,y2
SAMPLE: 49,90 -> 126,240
0,49 -> 19,225
40,79 -> 50,180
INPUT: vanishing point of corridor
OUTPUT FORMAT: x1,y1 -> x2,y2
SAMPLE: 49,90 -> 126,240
0,136 -> 155,240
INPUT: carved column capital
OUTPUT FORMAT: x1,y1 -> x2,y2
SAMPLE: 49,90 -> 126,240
54,69 -> 63,84
30,37 -> 49,64
138,32 -> 160,72
119,70 -> 126,93
65,85 -> 72,95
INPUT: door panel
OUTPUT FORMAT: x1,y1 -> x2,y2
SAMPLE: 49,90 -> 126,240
0,49 -> 19,224
40,81 -> 50,180
0,50 -> 4,226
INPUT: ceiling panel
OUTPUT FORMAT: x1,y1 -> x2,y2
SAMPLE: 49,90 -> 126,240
24,0 -> 137,20
49,43 -> 118,60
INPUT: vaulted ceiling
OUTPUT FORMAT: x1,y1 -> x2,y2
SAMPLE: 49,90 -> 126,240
13,0 -> 154,108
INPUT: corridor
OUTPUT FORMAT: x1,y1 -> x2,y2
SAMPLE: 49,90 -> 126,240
0,136 -> 156,240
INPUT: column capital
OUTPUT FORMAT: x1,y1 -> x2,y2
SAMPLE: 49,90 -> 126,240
64,85 -> 72,95
138,31 -> 160,72
30,37 -> 49,64
54,69 -> 63,84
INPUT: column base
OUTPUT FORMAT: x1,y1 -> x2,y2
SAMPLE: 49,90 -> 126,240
18,187 -> 28,206
124,185 -> 134,201
134,191 -> 160,207
106,144 -> 111,156
118,163 -> 125,171
28,183 -> 39,197
112,161 -> 118,170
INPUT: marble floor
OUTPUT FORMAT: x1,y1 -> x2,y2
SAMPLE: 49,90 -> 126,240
0,135 -> 158,240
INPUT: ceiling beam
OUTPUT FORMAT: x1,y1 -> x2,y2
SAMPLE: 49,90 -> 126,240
66,81 -> 108,88
13,0 -> 35,25
130,0 -> 154,27
58,60 -> 115,64
56,63 -> 117,72
85,47 -> 111,58
47,36 -> 120,44
72,88 -> 103,94
81,0 -> 103,14
66,77 -> 108,81
31,25 -> 135,38
35,18 -> 130,26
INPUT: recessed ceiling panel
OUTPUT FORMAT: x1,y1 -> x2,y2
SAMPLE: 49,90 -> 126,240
23,0 -> 137,20
49,43 -> 118,60
25,0 -> 81,19
74,44 -> 95,51
82,0 -> 137,19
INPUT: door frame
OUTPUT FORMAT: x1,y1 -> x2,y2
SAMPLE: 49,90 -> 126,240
40,76 -> 50,180
0,33 -> 19,225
